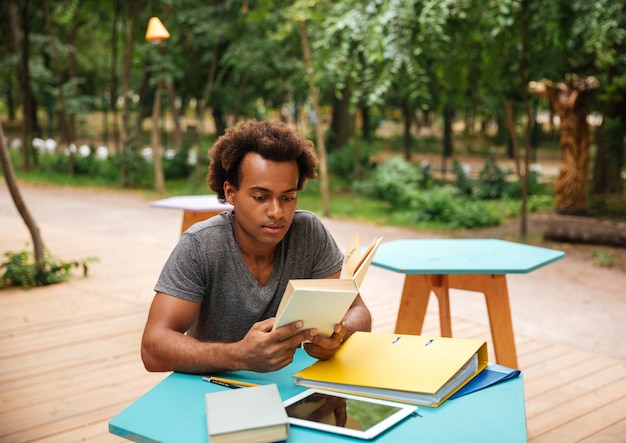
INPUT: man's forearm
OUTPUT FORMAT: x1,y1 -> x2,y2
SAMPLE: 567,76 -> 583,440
141,330 -> 243,374
341,298 -> 372,340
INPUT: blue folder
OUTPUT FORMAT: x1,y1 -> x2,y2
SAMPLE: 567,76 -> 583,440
450,363 -> 521,400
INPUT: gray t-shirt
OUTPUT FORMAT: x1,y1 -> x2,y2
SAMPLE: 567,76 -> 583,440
154,210 -> 344,342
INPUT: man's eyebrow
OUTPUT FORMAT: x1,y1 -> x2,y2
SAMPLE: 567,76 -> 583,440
249,186 -> 298,194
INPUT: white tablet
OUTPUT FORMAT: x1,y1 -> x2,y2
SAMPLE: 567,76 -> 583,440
283,389 -> 418,440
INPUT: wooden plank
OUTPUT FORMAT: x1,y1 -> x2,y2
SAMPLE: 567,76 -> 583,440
0,354 -> 146,412
525,358 -> 623,405
522,348 -> 594,389
0,292 -> 147,333
0,371 -> 166,441
518,341 -> 571,368
0,329 -> 143,383
527,376 -> 626,441
35,421 -> 126,443
577,418 -> 626,443
516,338 -> 549,359
0,309 -> 147,358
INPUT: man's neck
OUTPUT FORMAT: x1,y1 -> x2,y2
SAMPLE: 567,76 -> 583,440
234,227 -> 277,286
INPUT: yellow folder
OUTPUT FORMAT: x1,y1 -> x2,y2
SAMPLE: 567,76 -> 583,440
293,332 -> 488,407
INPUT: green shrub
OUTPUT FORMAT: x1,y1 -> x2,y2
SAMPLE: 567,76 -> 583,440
115,148 -> 152,187
327,141 -> 378,178
474,152 -> 508,200
408,185 -> 501,229
164,148 -> 194,180
0,248 -> 98,289
454,154 -> 548,200
452,159 -> 475,196
359,155 -> 426,206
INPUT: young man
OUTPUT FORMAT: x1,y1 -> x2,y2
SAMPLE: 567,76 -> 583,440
141,120 -> 372,374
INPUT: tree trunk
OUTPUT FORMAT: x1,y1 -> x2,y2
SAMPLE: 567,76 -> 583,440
360,105 -> 371,142
517,4 -> 531,238
108,0 -> 122,153
441,103 -> 454,176
328,85 -> 351,151
67,24 -> 78,143
232,74 -> 249,126
151,80 -> 166,197
8,2 -> 36,171
299,21 -> 330,217
166,81 -> 183,150
212,107 -> 227,137
0,121 -> 46,285
591,63 -> 625,196
198,42 -> 227,136
402,97 -> 412,161
119,0 -> 138,186
529,75 -> 599,215
504,100 -> 522,176
593,114 -> 625,195
43,0 -> 73,149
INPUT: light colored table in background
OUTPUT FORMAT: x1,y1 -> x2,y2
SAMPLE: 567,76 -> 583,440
151,195 -> 233,234
371,239 -> 565,368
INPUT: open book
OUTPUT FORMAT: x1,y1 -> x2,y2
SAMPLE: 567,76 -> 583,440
272,234 -> 383,338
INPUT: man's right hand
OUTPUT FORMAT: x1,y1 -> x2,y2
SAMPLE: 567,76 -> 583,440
235,318 -> 316,372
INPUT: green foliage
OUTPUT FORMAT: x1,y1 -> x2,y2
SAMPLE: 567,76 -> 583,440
591,250 -> 613,268
164,147 -> 194,180
355,156 -> 428,206
589,194 -> 626,219
0,248 -> 98,289
327,140 -> 379,178
453,154 -> 509,199
407,185 -> 501,229
349,153 -> 554,229
475,152 -> 509,199
453,156 -> 548,201
116,146 -> 153,188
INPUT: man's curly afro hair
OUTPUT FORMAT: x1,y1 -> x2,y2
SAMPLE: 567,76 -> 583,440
207,120 -> 319,202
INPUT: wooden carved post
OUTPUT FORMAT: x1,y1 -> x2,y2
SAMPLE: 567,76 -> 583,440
529,75 -> 599,215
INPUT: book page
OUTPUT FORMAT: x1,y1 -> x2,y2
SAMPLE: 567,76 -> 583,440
340,233 -> 361,279
352,237 -> 383,287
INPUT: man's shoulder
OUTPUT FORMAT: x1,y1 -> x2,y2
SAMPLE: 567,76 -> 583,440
183,212 -> 233,238
291,210 -> 326,231
293,209 -> 321,223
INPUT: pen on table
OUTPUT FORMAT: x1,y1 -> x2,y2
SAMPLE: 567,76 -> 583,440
202,376 -> 258,389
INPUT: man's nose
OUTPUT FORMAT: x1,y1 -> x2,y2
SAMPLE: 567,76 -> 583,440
267,198 -> 283,218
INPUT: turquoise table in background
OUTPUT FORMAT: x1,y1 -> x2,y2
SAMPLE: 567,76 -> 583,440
371,239 -> 565,368
110,349 -> 527,442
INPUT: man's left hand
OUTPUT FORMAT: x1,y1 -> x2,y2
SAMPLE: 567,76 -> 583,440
303,323 -> 346,360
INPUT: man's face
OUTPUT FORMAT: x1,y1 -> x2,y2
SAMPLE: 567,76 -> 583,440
224,152 -> 299,249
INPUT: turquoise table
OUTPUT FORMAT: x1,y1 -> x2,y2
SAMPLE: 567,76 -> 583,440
110,350 -> 527,442
371,239 -> 565,368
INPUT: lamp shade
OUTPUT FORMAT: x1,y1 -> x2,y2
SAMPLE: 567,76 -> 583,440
146,17 -> 170,42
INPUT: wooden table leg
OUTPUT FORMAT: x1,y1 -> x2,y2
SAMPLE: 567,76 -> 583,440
394,275 -> 431,335
394,273 -> 518,368
449,274 -> 519,368
394,274 -> 453,337
181,210 -> 221,234
430,275 -> 452,337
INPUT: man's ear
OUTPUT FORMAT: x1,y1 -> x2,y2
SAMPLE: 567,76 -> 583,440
223,181 -> 235,205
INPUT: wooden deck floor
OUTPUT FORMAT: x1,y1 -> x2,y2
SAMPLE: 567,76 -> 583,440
1,280 -> 624,443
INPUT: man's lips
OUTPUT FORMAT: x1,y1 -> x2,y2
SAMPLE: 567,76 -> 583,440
262,223 -> 285,231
